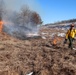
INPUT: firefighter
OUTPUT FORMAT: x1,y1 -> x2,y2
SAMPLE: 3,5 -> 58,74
64,23 -> 76,50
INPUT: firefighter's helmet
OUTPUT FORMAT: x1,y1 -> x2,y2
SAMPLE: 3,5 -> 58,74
70,23 -> 74,27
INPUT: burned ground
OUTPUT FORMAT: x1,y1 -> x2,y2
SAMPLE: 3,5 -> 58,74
0,26 -> 76,75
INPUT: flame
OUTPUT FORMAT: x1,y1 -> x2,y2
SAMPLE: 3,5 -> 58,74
53,38 -> 57,45
53,37 -> 61,45
0,21 -> 3,32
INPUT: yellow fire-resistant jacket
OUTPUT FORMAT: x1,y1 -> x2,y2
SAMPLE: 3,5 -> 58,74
66,29 -> 76,39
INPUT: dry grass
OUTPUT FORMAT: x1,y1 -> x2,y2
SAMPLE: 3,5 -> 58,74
0,28 -> 76,75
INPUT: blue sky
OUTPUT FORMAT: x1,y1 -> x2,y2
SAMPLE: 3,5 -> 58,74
4,0 -> 76,24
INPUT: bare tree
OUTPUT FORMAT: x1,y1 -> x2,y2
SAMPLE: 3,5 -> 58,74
20,5 -> 31,26
31,12 -> 42,25
18,5 -> 42,26
12,5 -> 31,26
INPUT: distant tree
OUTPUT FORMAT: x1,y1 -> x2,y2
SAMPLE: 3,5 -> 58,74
13,5 -> 42,26
31,12 -> 42,25
20,5 -> 31,25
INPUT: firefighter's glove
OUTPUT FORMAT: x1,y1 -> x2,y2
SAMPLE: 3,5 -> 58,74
73,38 -> 75,40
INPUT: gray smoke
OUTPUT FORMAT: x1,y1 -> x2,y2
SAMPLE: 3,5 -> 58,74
0,0 -> 5,20
0,1 -> 42,39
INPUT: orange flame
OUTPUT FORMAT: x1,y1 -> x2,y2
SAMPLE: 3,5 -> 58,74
53,37 -> 61,45
53,38 -> 57,45
0,21 -> 3,32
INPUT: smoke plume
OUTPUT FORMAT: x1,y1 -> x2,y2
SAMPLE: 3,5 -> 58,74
0,0 -> 42,39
